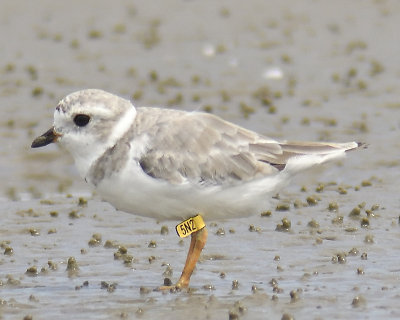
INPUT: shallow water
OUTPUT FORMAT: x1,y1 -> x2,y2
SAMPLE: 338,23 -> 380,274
1,0 -> 400,319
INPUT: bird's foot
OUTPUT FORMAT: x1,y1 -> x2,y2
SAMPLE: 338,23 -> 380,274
154,278 -> 188,292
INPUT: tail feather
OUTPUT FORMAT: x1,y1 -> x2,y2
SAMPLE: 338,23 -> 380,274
273,140 -> 366,173
280,141 -> 362,154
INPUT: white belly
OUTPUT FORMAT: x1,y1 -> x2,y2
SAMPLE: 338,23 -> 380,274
93,163 -> 284,221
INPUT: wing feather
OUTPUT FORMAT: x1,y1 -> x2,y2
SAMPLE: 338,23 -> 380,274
132,108 -> 361,186
134,108 -> 282,185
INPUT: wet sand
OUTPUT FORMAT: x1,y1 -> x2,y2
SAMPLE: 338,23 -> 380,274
1,1 -> 400,319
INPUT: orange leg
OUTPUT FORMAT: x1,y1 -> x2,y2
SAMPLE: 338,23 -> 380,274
159,226 -> 208,290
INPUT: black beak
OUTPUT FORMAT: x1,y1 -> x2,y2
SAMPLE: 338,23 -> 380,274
31,127 -> 60,148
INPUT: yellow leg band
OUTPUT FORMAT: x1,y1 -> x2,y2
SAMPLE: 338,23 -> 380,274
175,215 -> 206,238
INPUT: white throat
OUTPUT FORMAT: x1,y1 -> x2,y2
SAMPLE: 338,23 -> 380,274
67,105 -> 137,179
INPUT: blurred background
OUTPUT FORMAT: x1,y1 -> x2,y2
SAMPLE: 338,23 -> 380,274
2,0 -> 397,199
0,1 -> 399,319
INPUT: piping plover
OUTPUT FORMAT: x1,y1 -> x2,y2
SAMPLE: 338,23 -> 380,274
31,89 -> 364,289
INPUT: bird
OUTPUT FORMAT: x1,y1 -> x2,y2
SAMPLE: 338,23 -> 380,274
31,89 -> 364,290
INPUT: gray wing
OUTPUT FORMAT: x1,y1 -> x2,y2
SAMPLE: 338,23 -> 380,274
134,108 -> 284,186
133,108 -> 362,186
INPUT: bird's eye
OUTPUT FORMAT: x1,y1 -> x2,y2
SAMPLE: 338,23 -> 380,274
73,114 -> 91,127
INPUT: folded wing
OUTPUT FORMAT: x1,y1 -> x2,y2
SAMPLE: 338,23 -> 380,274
134,108 -> 361,186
